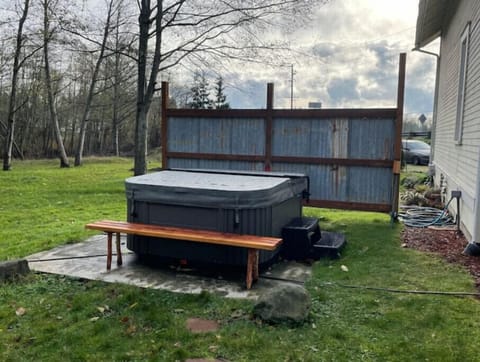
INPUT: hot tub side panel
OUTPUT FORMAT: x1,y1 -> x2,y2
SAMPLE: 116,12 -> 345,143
126,196 -> 302,266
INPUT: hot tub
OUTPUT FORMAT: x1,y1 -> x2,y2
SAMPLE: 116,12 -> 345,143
125,169 -> 308,267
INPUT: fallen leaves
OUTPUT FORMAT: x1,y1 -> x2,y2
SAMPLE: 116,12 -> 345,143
125,324 -> 137,335
97,305 -> 110,314
90,305 -> 111,322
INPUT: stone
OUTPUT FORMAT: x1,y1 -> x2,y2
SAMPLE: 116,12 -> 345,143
0,259 -> 30,282
186,318 -> 219,333
253,283 -> 311,325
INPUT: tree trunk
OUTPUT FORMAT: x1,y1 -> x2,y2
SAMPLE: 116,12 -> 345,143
134,0 -> 151,176
134,0 -> 163,176
1,121 -> 24,160
43,0 -> 69,168
2,0 -> 29,170
112,5 -> 122,157
74,0 -> 114,166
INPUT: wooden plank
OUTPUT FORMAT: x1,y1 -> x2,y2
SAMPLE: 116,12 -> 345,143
116,232 -> 123,266
86,220 -> 282,251
167,151 -> 265,162
167,151 -> 393,168
106,232 -> 112,270
392,52 -> 407,216
165,107 -> 397,119
272,156 -> 392,168
305,199 -> 391,212
161,81 -> 169,169
265,83 -> 274,171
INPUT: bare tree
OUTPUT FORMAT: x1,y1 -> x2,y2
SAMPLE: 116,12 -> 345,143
111,5 -> 122,157
2,0 -> 30,171
134,0 -> 156,175
0,0 -> 325,165
42,0 -> 70,167
133,0 -> 326,175
74,0 -> 115,166
110,1 -> 136,157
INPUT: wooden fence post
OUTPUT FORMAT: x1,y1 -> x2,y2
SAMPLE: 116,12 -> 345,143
161,81 -> 169,170
392,53 -> 406,219
265,83 -> 274,171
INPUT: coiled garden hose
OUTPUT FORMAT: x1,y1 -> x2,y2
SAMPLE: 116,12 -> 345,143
399,197 -> 455,228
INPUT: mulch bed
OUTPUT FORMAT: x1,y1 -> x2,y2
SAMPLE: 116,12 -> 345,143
402,227 -> 480,290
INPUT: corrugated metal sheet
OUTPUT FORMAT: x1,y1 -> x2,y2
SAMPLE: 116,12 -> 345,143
272,118 -> 332,157
164,114 -> 396,212
168,117 -> 265,155
348,118 -> 395,159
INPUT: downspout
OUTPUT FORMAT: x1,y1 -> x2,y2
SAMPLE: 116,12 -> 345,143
412,47 -> 480,254
463,147 -> 480,255
411,47 -> 440,166
470,146 -> 480,244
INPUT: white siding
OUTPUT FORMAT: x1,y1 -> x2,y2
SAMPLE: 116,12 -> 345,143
433,0 -> 480,240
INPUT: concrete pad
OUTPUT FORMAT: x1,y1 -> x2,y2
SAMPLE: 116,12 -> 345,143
27,235 -> 311,299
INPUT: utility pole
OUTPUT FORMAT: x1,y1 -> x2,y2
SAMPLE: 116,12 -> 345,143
290,64 -> 295,109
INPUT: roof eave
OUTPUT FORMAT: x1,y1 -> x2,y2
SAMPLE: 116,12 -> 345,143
414,0 -> 450,48
415,30 -> 441,49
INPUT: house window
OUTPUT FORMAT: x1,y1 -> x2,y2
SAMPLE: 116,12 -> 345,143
455,23 -> 470,144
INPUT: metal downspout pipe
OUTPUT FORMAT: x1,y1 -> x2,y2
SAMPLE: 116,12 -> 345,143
471,146 -> 480,244
411,47 -> 480,255
411,47 -> 440,165
463,147 -> 480,255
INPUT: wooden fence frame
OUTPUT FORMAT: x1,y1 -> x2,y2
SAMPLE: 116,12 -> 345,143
161,53 -> 406,215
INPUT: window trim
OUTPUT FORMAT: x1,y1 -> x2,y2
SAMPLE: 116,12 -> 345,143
455,22 -> 470,145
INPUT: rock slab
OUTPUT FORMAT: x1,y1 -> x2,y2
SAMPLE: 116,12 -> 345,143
253,283 -> 311,324
0,259 -> 30,281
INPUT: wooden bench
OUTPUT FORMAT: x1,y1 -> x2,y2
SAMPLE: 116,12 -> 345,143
85,220 -> 282,289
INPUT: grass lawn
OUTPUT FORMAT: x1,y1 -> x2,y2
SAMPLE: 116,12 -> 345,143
1,158 -> 480,361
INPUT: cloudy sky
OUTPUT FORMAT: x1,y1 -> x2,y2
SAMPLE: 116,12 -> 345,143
192,0 -> 439,118
1,0 -> 437,118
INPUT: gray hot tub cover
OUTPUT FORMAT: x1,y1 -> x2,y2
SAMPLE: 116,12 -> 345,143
125,170 -> 308,209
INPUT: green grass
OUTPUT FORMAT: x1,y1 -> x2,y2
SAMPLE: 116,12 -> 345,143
1,159 -> 480,361
400,165 -> 429,193
0,157 -> 161,259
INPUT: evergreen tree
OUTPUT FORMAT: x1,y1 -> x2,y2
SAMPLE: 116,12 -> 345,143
213,76 -> 230,109
188,71 -> 212,109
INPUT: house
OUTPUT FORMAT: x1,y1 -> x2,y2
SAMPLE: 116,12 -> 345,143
415,0 -> 480,246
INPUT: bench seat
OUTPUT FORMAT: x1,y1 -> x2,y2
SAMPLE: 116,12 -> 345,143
85,220 -> 282,289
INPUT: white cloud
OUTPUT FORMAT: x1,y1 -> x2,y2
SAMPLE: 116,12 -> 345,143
169,0 -> 437,114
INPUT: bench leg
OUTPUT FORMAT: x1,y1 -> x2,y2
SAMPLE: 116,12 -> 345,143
246,249 -> 259,289
106,232 -> 112,271
116,232 -> 123,266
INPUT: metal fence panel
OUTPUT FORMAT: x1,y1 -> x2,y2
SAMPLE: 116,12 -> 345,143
272,118 -> 332,157
164,114 -> 397,212
161,53 -> 405,213
348,118 -> 395,159
168,117 -> 265,155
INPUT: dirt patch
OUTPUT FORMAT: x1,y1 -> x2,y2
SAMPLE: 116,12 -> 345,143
402,227 -> 480,290
186,318 -> 219,333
